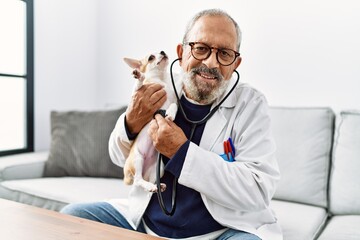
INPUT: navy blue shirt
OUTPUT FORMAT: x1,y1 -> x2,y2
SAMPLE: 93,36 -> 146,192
142,96 -> 225,238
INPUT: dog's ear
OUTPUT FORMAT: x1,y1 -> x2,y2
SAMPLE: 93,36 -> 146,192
124,58 -> 142,69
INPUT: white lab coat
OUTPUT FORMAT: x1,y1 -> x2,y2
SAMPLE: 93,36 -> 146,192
108,76 -> 282,240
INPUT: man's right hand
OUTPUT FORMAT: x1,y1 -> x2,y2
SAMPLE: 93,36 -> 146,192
125,83 -> 167,135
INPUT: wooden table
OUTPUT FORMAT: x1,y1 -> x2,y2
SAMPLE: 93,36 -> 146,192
0,199 -> 164,240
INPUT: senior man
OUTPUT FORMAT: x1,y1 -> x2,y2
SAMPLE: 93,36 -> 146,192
61,8 -> 282,240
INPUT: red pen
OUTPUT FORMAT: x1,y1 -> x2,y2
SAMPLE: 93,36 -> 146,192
223,141 -> 230,161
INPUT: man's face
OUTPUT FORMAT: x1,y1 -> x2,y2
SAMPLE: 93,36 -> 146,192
177,15 -> 242,104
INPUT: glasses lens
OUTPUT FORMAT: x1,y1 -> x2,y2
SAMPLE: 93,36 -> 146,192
217,49 -> 236,65
191,43 -> 211,60
188,42 -> 239,66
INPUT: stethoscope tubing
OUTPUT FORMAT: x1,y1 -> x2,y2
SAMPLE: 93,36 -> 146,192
156,58 -> 240,216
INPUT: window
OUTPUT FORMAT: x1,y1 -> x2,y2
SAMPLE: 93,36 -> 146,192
0,0 -> 34,156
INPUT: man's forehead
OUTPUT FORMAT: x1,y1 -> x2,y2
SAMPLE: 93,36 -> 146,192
188,16 -> 237,49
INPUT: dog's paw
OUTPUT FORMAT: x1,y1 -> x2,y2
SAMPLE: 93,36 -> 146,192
132,69 -> 144,80
147,183 -> 166,193
148,185 -> 158,193
159,183 -> 167,192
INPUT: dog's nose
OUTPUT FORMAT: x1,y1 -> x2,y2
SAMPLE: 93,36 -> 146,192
160,51 -> 166,56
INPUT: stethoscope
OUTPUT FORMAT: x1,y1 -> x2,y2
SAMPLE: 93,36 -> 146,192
156,58 -> 240,216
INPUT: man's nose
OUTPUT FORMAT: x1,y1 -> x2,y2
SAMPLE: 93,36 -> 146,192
202,51 -> 219,69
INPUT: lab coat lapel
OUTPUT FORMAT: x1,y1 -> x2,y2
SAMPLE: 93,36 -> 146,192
199,109 -> 227,150
199,78 -> 238,150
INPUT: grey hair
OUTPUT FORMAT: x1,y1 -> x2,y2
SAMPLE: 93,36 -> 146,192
182,9 -> 242,51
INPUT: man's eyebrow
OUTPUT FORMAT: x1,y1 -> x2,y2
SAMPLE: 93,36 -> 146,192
197,41 -> 235,50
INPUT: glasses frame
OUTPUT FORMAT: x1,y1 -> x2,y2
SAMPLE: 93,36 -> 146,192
185,42 -> 240,66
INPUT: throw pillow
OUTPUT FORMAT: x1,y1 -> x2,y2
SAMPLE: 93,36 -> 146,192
44,107 -> 126,178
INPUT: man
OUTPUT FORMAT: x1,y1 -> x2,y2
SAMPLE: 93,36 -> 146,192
61,9 -> 282,240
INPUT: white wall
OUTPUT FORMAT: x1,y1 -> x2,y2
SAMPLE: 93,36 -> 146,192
96,0 -> 360,110
35,0 -> 99,150
34,0 -> 360,150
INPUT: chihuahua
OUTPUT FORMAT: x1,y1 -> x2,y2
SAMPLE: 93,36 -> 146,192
123,51 -> 178,192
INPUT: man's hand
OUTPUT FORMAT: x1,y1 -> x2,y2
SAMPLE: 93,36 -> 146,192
126,83 -> 167,134
148,114 -> 187,158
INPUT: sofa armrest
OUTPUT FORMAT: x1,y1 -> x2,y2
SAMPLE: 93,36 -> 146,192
0,151 -> 49,181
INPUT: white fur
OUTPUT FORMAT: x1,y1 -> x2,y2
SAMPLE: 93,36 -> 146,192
123,51 -> 178,192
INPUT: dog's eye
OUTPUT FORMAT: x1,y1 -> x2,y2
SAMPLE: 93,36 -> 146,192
148,55 -> 155,61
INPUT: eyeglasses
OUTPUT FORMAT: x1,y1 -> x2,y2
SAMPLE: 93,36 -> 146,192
185,42 -> 240,66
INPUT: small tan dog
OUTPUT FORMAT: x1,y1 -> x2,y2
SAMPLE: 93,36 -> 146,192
123,51 -> 177,192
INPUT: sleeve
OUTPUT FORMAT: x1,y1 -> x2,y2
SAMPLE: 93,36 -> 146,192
165,140 -> 190,178
124,116 -> 138,141
178,94 -> 280,212
108,113 -> 133,168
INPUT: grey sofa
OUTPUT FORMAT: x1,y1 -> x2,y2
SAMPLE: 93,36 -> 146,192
1,107 -> 359,240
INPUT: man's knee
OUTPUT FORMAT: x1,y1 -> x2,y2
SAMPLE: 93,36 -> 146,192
60,202 -> 133,230
60,203 -> 98,220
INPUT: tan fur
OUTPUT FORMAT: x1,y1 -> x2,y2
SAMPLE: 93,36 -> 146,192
122,51 -> 178,192
124,144 -> 136,185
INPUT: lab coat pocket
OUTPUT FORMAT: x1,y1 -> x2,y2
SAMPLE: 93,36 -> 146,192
212,142 -> 225,155
213,142 -> 235,162
220,153 -> 235,162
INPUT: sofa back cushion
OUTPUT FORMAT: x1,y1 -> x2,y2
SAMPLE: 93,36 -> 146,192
329,111 -> 360,214
269,107 -> 334,208
44,107 -> 126,178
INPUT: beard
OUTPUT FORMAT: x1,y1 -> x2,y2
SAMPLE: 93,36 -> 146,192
182,65 -> 230,104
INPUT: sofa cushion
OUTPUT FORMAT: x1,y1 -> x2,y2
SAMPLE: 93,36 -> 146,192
329,111 -> 360,215
0,151 -> 48,181
271,200 -> 328,240
44,107 -> 126,178
0,177 -> 131,211
317,215 -> 360,240
269,107 -> 334,208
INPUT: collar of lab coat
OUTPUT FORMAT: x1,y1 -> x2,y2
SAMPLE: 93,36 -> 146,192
173,72 -> 239,150
200,75 -> 239,150
211,76 -> 239,109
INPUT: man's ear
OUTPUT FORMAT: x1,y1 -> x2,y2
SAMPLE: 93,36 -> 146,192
233,57 -> 242,70
123,58 -> 142,69
176,44 -> 183,64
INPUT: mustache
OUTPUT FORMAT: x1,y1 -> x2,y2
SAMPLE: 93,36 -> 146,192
191,66 -> 224,81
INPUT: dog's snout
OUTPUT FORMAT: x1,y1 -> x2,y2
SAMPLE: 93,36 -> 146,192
160,51 -> 166,56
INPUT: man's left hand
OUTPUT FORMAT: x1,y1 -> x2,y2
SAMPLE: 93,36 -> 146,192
148,114 -> 187,158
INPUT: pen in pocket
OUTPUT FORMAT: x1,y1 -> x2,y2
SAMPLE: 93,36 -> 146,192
221,137 -> 235,162
228,137 -> 235,158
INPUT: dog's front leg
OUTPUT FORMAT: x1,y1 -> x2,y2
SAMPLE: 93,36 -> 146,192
132,69 -> 145,90
165,103 -> 178,121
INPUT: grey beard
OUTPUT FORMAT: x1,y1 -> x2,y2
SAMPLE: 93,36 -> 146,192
182,66 -> 230,104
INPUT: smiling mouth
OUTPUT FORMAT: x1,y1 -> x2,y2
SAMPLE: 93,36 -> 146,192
198,72 -> 217,80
